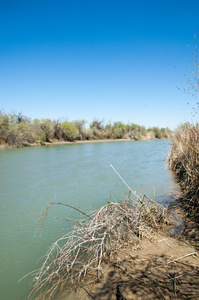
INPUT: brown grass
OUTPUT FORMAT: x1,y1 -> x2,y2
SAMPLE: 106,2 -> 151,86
167,125 -> 199,221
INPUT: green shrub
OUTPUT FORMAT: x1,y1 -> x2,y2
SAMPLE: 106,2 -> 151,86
152,127 -> 162,139
5,126 -> 23,147
90,126 -> 100,138
40,119 -> 54,142
155,130 -> 162,139
18,122 -> 35,143
40,133 -> 47,142
81,128 -> 94,140
61,122 -> 79,141
112,122 -> 126,139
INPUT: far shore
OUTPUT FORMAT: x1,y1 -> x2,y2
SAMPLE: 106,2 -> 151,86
0,136 -> 170,149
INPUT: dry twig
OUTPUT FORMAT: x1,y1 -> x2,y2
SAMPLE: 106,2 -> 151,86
26,165 -> 169,299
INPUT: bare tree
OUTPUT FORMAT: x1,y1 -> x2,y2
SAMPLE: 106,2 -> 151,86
183,34 -> 199,115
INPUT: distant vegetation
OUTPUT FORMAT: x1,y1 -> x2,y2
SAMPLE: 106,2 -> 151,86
0,111 -> 172,148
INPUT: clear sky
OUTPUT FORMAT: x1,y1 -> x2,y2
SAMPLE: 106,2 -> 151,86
0,0 -> 199,129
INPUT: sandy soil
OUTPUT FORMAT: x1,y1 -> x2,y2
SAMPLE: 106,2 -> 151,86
63,227 -> 199,300
29,138 -> 147,147
0,139 -> 132,149
0,137 -> 167,149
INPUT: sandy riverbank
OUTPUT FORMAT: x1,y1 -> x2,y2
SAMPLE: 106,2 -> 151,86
0,139 -> 131,149
35,138 -> 135,146
0,137 -> 169,149
64,220 -> 199,300
32,197 -> 199,300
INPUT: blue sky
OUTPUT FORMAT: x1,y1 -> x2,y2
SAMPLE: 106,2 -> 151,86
0,0 -> 199,129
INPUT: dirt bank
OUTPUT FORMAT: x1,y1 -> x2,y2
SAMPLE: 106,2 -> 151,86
56,201 -> 199,300
0,136 -> 170,150
64,228 -> 199,300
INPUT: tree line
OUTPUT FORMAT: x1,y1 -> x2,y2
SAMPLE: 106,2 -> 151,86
0,111 -> 172,148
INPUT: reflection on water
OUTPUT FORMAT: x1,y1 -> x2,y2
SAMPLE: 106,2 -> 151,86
0,140 -> 179,299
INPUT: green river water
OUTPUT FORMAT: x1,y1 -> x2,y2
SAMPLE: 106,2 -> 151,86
0,140 -> 179,300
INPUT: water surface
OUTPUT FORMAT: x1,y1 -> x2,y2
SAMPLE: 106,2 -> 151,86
0,140 -> 178,299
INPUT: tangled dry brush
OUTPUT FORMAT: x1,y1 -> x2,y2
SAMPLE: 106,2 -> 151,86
25,188 -> 169,299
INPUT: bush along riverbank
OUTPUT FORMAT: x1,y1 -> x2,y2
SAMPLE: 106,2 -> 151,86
0,111 -> 172,148
168,124 -> 199,222
168,124 -> 199,254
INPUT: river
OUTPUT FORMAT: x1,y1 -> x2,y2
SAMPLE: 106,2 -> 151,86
0,140 -> 179,300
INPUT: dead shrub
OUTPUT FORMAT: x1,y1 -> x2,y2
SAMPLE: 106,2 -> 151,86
168,125 -> 199,220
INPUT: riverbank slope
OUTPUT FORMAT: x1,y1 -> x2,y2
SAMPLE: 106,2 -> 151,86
0,134 -> 172,149
64,230 -> 199,300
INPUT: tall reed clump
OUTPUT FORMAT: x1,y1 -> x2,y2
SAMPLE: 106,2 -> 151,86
167,125 -> 199,220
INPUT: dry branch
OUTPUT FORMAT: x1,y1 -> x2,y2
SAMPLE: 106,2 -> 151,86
27,166 -> 169,299
27,194 -> 168,299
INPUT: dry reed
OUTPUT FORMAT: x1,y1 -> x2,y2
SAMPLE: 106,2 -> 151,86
167,125 -> 199,220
